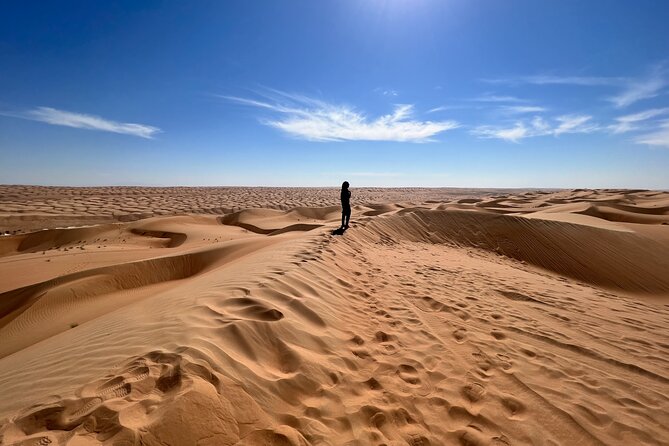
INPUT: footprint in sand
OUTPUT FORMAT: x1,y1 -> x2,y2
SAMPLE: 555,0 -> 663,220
15,436 -> 53,446
453,327 -> 467,343
397,364 -> 421,385
462,381 -> 486,403
375,330 -> 392,342
364,377 -> 383,390
491,330 -> 507,340
10,351 -> 186,443
500,395 -> 527,419
374,331 -> 399,355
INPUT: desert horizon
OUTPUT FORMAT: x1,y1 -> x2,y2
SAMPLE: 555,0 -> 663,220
0,185 -> 567,236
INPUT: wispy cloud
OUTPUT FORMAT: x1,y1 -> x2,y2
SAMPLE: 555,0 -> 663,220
472,94 -> 527,103
520,75 -> 622,86
6,106 -> 160,138
472,114 -> 596,142
429,97 -> 538,114
473,123 -> 530,143
483,64 -> 668,108
635,120 -> 669,148
553,115 -> 597,135
499,105 -> 547,114
608,108 -> 669,133
482,75 -> 623,87
608,65 -> 668,108
223,91 -> 459,142
426,105 -> 472,113
374,87 -> 399,97
427,93 -> 541,114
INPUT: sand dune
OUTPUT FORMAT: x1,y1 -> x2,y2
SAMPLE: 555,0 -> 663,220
365,210 -> 669,293
0,186 -> 549,235
0,187 -> 668,445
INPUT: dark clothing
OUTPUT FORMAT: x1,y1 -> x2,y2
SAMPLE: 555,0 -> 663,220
341,189 -> 351,227
340,189 -> 351,207
341,205 -> 351,227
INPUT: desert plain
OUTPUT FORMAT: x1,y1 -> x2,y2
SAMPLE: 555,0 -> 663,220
0,185 -> 668,446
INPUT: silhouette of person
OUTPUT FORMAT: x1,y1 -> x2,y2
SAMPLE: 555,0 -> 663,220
341,181 -> 351,229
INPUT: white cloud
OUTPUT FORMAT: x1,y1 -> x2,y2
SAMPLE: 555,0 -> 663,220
484,65 -> 668,108
608,66 -> 668,108
223,91 -> 459,142
14,106 -> 161,138
374,87 -> 399,97
635,120 -> 669,148
472,94 -> 526,103
429,95 -> 542,114
472,114 -> 596,142
530,116 -> 551,133
426,105 -> 471,113
609,108 -> 669,134
554,115 -> 597,135
474,123 -> 530,143
482,75 -> 623,87
520,75 -> 623,86
499,105 -> 547,114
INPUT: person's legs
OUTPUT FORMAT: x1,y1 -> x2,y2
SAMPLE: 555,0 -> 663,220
341,209 -> 346,228
344,206 -> 351,227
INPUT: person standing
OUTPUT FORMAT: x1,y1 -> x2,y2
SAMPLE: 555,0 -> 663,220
340,181 -> 351,229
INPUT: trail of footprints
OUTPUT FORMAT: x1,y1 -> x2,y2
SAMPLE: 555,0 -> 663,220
334,237 -> 583,444
269,230 -> 669,444
3,352 -> 187,446
324,238 -> 505,444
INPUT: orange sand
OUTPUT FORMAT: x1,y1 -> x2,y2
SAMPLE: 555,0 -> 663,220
0,187 -> 668,445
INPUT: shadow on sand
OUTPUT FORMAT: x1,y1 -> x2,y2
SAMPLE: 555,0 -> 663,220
331,226 -> 348,236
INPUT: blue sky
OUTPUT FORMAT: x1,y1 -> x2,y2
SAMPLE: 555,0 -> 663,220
1,0 -> 668,188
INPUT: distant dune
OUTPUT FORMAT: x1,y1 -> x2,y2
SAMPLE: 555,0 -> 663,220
0,185 -> 555,234
0,187 -> 668,445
